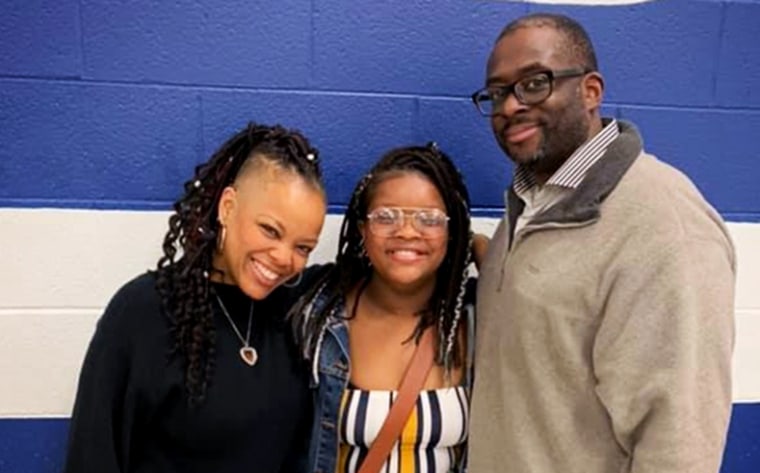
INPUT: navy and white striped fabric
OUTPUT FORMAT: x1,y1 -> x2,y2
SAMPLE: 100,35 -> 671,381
338,386 -> 469,473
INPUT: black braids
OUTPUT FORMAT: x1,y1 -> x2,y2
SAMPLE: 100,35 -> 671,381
155,130 -> 254,405
155,122 -> 322,405
292,144 -> 473,372
432,142 -> 452,362
444,230 -> 472,374
417,145 -> 473,369
280,131 -> 321,180
289,167 -> 375,359
240,123 -> 322,189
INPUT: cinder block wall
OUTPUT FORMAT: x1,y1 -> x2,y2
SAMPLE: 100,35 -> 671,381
1,1 -> 758,472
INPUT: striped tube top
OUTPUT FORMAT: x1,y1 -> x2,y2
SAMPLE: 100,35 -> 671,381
337,385 -> 469,473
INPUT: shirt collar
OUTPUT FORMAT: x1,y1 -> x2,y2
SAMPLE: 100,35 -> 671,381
513,118 -> 620,194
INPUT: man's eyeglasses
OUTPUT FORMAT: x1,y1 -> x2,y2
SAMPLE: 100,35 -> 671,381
365,207 -> 449,238
470,68 -> 591,116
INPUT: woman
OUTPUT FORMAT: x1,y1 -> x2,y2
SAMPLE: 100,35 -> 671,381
293,143 -> 475,473
64,123 -> 326,473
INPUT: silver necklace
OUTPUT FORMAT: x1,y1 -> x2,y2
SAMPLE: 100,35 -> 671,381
214,294 -> 257,366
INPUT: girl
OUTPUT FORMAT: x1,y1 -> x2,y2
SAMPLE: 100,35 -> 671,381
294,143 -> 476,473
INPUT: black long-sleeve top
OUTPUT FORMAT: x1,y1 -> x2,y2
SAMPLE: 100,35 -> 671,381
64,272 -> 311,473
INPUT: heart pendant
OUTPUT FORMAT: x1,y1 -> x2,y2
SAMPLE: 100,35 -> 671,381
240,346 -> 258,366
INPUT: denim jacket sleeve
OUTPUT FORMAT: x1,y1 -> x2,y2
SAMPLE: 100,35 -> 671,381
305,314 -> 350,473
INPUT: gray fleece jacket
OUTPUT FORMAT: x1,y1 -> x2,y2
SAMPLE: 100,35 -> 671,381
469,120 -> 736,473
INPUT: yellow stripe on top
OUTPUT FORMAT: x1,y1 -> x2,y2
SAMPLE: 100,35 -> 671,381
399,394 -> 419,471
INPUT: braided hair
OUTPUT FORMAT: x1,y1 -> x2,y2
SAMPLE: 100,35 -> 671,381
293,143 -> 472,373
155,122 -> 322,405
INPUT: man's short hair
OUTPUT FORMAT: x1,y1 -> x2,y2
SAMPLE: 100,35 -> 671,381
498,13 -> 599,72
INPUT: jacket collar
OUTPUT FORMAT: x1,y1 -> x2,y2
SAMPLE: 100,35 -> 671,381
507,119 -> 643,239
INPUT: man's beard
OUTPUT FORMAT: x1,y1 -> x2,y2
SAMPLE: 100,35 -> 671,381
523,110 -> 589,177
505,129 -> 547,169
525,145 -> 546,167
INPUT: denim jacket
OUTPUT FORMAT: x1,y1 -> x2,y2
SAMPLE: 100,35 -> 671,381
302,279 -> 477,473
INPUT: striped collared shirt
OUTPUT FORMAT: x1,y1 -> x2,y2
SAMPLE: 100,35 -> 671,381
513,118 -> 620,194
511,119 -> 620,235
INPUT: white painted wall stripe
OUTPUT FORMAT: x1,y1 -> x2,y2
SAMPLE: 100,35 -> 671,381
1,209 -> 757,416
0,310 -> 99,418
729,223 -> 760,311
734,309 -> 760,403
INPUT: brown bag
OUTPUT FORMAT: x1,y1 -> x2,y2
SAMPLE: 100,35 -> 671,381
357,328 -> 436,473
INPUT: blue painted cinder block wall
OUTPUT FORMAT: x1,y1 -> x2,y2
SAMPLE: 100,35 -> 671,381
1,1 -> 759,472
3,0 -> 758,215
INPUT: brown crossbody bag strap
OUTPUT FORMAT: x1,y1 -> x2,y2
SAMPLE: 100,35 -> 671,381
357,327 -> 436,473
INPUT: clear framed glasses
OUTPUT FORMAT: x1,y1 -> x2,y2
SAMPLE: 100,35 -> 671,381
365,207 -> 449,238
470,68 -> 590,116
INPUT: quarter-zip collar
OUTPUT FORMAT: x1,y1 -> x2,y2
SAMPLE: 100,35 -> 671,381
506,119 -> 643,248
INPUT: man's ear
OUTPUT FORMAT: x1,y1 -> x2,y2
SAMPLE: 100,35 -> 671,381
583,71 -> 604,111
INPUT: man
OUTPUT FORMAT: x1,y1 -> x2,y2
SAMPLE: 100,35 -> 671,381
468,13 -> 735,473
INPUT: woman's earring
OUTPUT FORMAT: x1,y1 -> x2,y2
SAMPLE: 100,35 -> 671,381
283,272 -> 304,288
217,223 -> 227,252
